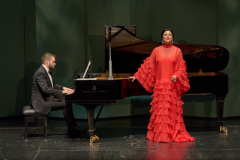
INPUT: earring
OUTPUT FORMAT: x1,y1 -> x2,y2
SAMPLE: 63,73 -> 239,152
172,40 -> 174,44
162,40 -> 164,44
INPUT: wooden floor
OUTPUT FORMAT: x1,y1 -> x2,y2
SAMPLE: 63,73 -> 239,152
0,116 -> 239,160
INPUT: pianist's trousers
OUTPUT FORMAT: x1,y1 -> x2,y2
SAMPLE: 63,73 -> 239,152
51,100 -> 77,129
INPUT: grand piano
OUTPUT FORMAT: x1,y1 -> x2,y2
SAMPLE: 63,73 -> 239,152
66,25 -> 229,142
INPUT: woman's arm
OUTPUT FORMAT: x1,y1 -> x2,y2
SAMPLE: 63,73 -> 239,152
129,47 -> 157,93
173,48 -> 190,93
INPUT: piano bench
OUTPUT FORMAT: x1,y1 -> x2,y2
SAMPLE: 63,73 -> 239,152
22,106 -> 48,140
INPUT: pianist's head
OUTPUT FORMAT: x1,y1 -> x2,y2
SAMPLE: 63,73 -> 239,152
41,52 -> 56,70
161,29 -> 174,45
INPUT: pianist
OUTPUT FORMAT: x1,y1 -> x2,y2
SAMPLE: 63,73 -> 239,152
128,29 -> 195,142
30,52 -> 81,138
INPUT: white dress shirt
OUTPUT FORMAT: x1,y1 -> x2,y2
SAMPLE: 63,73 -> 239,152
42,64 -> 53,88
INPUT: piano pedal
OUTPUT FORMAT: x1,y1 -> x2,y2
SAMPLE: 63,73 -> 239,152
220,126 -> 228,133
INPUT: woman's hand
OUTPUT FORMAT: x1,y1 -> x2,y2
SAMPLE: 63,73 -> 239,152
127,76 -> 136,82
171,75 -> 177,82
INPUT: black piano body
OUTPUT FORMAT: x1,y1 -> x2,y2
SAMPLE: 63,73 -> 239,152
66,25 -> 229,138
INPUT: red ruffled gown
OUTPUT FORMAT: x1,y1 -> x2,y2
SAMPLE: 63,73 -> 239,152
134,44 -> 195,142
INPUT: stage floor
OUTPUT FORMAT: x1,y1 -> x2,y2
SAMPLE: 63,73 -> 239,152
0,116 -> 240,160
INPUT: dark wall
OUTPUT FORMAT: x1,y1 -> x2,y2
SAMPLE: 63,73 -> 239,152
25,0 -> 37,106
218,0 -> 240,117
0,1 -> 25,117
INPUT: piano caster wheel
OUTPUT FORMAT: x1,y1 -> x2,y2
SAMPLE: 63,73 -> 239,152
95,135 -> 99,142
220,126 -> 228,133
90,135 -> 99,143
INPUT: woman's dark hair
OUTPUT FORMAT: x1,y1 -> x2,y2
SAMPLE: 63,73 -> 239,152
161,29 -> 174,39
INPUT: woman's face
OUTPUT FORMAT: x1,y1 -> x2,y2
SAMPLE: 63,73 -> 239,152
162,31 -> 173,44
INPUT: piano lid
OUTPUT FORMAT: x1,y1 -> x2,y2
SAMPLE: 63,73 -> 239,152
104,25 -> 229,73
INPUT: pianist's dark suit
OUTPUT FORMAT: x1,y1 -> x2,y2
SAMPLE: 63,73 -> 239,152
30,65 -> 77,128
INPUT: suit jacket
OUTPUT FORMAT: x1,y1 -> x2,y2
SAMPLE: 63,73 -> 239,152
30,65 -> 63,114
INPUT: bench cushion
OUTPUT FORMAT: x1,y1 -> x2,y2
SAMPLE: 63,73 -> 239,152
22,106 -> 48,117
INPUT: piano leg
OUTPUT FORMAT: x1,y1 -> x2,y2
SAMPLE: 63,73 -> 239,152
84,105 -> 97,136
216,95 -> 228,132
84,104 -> 100,143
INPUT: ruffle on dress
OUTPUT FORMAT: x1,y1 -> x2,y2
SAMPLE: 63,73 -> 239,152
174,60 -> 190,94
134,57 -> 156,93
146,80 -> 195,142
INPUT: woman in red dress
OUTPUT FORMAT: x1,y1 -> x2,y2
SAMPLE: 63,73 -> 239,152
128,29 -> 195,142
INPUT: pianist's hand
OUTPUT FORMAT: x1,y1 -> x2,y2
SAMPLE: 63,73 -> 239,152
62,90 -> 70,95
127,76 -> 136,82
63,87 -> 75,95
171,75 -> 177,82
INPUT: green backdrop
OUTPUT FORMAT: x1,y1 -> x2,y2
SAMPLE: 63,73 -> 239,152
0,0 -> 239,119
